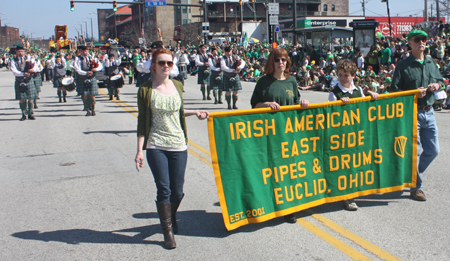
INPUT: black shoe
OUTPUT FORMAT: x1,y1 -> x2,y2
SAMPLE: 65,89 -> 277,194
91,110 -> 96,116
63,98 -> 67,103
214,100 -> 218,104
218,101 -> 223,104
28,115 -> 36,120
233,105 -> 238,109
207,96 -> 212,100
109,96 -> 113,100
116,96 -> 120,101
34,105 -> 38,109
86,111 -> 91,116
20,115 -> 27,121
228,105 -> 232,110
284,214 -> 297,223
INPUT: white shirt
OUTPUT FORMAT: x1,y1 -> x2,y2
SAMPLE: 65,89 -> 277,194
328,82 -> 365,102
220,55 -> 245,73
208,56 -> 221,72
74,55 -> 103,76
195,52 -> 209,67
10,56 -> 38,77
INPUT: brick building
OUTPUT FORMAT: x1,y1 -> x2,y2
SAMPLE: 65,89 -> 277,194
0,25 -> 20,48
97,8 -> 114,42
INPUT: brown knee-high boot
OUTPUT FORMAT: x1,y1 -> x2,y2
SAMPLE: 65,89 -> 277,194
171,194 -> 184,234
156,201 -> 176,249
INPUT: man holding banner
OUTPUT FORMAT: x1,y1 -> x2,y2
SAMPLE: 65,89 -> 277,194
390,30 -> 442,201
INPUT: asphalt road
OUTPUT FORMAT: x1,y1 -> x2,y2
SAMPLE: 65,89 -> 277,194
1,69 -> 449,260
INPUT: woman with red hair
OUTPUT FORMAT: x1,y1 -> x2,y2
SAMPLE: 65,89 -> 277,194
135,48 -> 209,249
250,47 -> 309,223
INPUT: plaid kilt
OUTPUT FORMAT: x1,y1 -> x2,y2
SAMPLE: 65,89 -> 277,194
135,72 -> 152,87
76,76 -> 99,95
53,76 -> 64,88
222,74 -> 242,91
210,71 -> 223,90
15,78 -> 38,100
33,77 -> 42,93
197,66 -> 210,85
33,73 -> 43,88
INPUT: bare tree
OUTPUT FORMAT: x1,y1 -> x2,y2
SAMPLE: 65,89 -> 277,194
120,22 -> 158,47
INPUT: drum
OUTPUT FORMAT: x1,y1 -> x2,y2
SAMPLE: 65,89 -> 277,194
61,76 -> 76,92
110,74 -> 124,88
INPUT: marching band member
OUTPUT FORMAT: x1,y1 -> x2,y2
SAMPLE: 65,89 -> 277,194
195,45 -> 211,100
53,56 -> 67,103
135,50 -> 152,87
32,55 -> 44,108
11,45 -> 38,121
74,46 -> 103,116
208,47 -> 223,104
105,54 -> 123,100
221,46 -> 245,109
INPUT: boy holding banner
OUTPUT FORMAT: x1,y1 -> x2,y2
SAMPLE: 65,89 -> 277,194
328,59 -> 379,210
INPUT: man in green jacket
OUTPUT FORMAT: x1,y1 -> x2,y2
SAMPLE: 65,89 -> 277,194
390,30 -> 442,201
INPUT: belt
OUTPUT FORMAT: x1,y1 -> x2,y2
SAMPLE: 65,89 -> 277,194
418,105 -> 432,111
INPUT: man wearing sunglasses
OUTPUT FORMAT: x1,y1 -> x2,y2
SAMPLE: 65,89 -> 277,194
390,30 -> 443,201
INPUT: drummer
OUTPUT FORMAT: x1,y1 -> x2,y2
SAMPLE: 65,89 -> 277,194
53,55 -> 67,102
105,54 -> 123,100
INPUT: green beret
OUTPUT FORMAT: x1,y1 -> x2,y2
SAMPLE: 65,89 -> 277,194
384,77 -> 392,83
407,30 -> 428,41
306,65 -> 311,70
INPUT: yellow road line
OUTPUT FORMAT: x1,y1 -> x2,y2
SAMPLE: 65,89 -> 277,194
297,217 -> 372,261
304,209 -> 403,261
106,89 -> 401,261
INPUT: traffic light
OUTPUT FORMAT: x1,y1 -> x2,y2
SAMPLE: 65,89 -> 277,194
239,0 -> 243,5
70,0 -> 75,12
381,0 -> 387,2
113,0 -> 117,11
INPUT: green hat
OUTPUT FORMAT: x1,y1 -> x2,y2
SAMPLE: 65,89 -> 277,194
384,77 -> 392,83
407,30 -> 428,41
306,65 -> 311,70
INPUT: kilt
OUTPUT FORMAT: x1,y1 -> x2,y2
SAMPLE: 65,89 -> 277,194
197,67 -> 210,85
107,75 -> 124,88
210,71 -> 223,90
222,74 -> 242,91
34,73 -> 43,87
76,76 -> 99,95
178,64 -> 188,79
135,72 -> 152,87
33,75 -> 42,92
53,76 -> 64,88
15,78 -> 38,100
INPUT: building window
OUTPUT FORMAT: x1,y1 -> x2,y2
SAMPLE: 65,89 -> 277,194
189,7 -> 191,13
183,19 -> 188,24
288,5 -> 292,10
183,7 -> 187,13
177,6 -> 181,13
323,4 -> 327,11
331,4 -> 335,11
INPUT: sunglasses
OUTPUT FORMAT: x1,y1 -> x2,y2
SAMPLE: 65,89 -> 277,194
413,36 -> 427,43
274,57 -> 287,63
157,60 -> 174,67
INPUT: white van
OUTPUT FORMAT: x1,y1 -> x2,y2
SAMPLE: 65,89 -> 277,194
209,38 -> 227,47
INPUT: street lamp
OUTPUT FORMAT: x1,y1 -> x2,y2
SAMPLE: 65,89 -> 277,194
30,32 -> 36,40
83,16 -> 93,41
77,21 -> 84,39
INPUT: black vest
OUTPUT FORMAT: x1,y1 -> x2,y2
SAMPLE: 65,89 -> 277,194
332,85 -> 363,100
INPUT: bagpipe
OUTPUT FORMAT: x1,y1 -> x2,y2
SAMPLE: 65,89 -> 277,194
84,59 -> 99,89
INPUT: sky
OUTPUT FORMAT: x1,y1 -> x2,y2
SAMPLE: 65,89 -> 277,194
0,0 -> 437,41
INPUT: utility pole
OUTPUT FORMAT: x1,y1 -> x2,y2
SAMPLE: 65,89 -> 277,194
293,0 -> 297,45
436,0 -> 440,22
424,0 -> 428,21
361,0 -> 365,17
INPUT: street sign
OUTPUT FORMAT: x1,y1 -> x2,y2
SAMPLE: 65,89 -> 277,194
275,25 -> 280,32
145,0 -> 166,7
202,22 -> 210,34
268,3 -> 279,15
269,15 -> 278,25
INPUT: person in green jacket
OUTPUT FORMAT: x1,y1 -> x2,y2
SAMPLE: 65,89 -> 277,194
135,48 -> 209,249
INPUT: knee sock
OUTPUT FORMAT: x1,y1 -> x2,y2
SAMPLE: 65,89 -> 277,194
232,95 -> 238,107
27,101 -> 33,115
218,90 -> 223,102
226,95 -> 231,106
213,90 -> 218,100
201,86 -> 206,99
19,102 -> 27,116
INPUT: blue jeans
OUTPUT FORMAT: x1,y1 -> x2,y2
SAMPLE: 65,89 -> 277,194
415,108 -> 440,190
146,149 -> 187,203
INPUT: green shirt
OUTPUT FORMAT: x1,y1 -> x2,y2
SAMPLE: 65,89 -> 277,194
381,48 -> 391,65
390,55 -> 444,106
132,54 -> 141,69
250,75 -> 300,108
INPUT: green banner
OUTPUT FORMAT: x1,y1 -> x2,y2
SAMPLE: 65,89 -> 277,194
208,91 -> 418,231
